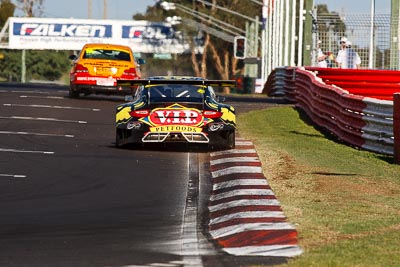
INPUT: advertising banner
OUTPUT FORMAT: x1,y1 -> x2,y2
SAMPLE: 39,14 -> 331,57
8,17 -> 189,54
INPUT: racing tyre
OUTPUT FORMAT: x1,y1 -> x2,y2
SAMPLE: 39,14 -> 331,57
115,128 -> 125,148
69,85 -> 79,98
225,130 -> 235,149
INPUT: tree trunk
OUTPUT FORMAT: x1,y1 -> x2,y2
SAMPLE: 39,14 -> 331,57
191,33 -> 210,78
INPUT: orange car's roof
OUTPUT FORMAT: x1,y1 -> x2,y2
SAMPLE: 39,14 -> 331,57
81,43 -> 133,52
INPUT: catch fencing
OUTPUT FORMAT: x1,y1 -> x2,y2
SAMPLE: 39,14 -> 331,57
264,67 -> 397,156
316,13 -> 396,70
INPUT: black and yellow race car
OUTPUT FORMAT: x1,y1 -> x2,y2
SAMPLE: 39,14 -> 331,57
115,76 -> 236,149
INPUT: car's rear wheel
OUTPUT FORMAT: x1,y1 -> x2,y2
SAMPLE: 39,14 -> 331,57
115,128 -> 125,148
225,130 -> 235,149
69,84 -> 80,98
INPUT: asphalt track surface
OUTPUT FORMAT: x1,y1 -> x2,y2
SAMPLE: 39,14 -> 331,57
0,83 -> 288,267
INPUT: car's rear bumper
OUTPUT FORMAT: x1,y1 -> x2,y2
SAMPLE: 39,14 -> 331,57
117,123 -> 235,145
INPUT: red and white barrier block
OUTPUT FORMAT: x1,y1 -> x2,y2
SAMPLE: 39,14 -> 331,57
208,138 -> 303,257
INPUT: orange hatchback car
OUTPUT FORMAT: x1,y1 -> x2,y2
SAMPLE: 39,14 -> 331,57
69,43 -> 144,98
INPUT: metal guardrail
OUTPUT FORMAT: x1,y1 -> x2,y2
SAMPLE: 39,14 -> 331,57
266,67 -> 396,156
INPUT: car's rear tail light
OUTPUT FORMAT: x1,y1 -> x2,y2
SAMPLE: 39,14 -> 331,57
129,110 -> 150,118
75,64 -> 88,73
123,68 -> 137,76
203,110 -> 223,118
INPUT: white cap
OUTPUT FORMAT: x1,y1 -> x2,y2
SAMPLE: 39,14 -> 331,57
346,40 -> 352,47
318,40 -> 322,44
340,37 -> 348,42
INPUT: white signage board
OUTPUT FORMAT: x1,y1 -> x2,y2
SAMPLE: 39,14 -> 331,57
8,17 -> 189,53
255,78 -> 264,93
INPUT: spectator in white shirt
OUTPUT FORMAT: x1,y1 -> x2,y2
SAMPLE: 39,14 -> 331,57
336,39 -> 361,69
317,40 -> 327,68
335,37 -> 347,68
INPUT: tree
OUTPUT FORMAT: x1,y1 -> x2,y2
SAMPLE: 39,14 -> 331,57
0,49 -> 70,82
190,0 -> 255,80
0,0 -> 71,83
0,50 -> 21,81
316,4 -> 347,52
131,0 -> 261,90
14,0 -> 44,17
27,50 -> 70,81
316,5 -> 346,33
0,0 -> 15,27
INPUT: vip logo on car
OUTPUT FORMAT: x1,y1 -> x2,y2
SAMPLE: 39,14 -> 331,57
149,107 -> 203,126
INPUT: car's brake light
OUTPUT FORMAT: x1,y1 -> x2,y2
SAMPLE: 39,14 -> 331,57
123,68 -> 137,76
203,110 -> 223,118
75,64 -> 88,73
129,110 -> 150,118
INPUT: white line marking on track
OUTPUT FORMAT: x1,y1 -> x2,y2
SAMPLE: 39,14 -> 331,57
148,263 -> 180,266
209,222 -> 296,239
182,153 -> 203,267
209,211 -> 286,225
0,116 -> 87,124
0,148 -> 54,154
223,245 -> 303,257
210,189 -> 274,201
0,89 -> 65,94
0,131 -> 74,138
210,156 -> 260,165
4,103 -> 100,111
211,166 -> 262,178
13,90 -> 51,94
0,173 -> 27,178
209,199 -> 280,212
20,95 -> 64,99
213,179 -> 268,190
120,261 -> 185,267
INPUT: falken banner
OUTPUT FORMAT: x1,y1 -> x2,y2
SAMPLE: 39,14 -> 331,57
9,17 -> 189,53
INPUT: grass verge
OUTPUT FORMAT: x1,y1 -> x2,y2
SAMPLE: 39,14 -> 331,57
237,106 -> 400,267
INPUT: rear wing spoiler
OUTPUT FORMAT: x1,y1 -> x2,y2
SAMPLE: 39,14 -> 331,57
117,79 -> 236,87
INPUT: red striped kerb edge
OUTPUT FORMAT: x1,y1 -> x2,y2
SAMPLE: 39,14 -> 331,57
209,138 -> 303,257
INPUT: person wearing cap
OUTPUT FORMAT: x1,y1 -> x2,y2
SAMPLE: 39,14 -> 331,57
345,40 -> 361,69
317,40 -> 327,68
335,37 -> 348,68
336,39 -> 361,69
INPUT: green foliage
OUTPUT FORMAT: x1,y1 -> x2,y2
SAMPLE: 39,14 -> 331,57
133,4 -> 165,22
0,50 -> 71,82
0,0 -> 15,27
131,1 -> 262,79
139,54 -> 194,77
0,0 -> 69,82
316,4 -> 347,38
237,106 -> 400,266
0,50 -> 21,81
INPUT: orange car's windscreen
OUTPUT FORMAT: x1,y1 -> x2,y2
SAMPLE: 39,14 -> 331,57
82,48 -> 131,61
